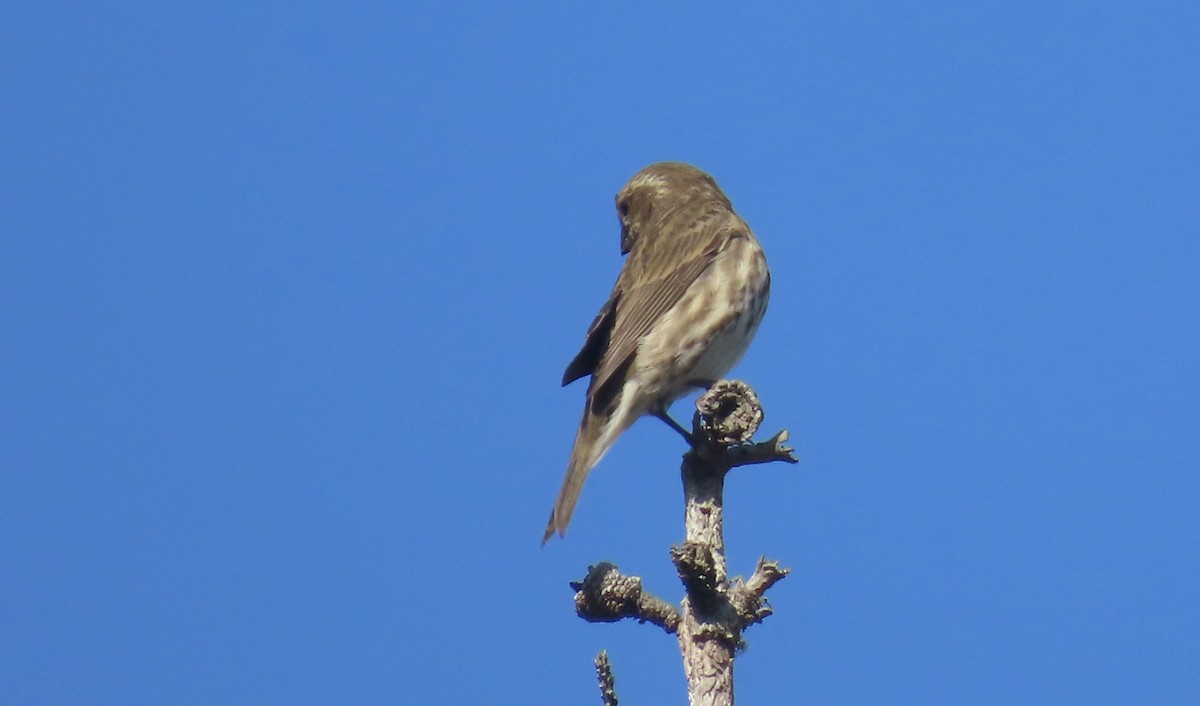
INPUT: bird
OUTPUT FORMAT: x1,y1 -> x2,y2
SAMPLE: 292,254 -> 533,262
543,162 -> 771,544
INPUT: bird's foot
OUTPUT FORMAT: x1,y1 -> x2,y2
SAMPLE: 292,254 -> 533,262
653,411 -> 697,446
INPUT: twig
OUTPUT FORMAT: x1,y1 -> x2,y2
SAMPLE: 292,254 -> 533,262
595,651 -> 618,706
572,562 -> 681,633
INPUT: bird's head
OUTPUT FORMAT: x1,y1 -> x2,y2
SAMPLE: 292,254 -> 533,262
615,162 -> 727,255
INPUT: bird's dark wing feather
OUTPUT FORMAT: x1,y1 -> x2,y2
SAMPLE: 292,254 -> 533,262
562,292 -> 619,386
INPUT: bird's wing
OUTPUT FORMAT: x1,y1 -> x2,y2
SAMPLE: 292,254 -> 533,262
587,226 -> 734,404
562,291 -> 619,386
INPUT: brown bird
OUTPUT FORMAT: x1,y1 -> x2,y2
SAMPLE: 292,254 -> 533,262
544,162 -> 771,544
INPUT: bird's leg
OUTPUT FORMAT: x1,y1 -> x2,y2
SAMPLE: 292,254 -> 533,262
653,409 -> 696,446
652,381 -> 724,445
654,379 -> 724,447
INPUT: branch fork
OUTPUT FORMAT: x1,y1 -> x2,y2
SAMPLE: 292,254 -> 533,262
570,381 -> 797,705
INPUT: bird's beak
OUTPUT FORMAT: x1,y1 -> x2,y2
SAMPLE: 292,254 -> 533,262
619,223 -> 633,255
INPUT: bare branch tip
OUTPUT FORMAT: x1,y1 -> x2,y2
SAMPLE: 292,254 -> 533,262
595,651 -> 618,706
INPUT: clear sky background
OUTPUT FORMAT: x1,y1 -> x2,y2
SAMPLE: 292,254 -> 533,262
3,2 -> 1197,704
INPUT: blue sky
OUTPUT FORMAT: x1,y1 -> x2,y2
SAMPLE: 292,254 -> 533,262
3,2 -> 1197,703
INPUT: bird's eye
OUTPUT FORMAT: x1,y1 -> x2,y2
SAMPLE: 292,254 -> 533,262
617,199 -> 630,217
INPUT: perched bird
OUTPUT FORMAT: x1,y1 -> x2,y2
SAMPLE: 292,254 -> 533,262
544,162 -> 771,544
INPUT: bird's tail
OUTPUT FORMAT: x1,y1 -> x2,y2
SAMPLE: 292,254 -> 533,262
542,399 -> 634,545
